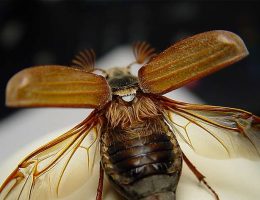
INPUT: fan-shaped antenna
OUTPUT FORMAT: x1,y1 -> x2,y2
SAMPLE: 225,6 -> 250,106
72,49 -> 96,72
133,41 -> 156,64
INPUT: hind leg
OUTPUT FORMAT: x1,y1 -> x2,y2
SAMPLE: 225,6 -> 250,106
96,164 -> 104,200
182,153 -> 219,200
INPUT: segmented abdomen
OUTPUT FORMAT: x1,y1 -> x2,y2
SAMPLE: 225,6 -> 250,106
108,134 -> 174,181
100,117 -> 182,200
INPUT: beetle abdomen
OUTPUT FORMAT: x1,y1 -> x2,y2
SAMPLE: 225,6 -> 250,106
101,117 -> 182,200
108,134 -> 174,180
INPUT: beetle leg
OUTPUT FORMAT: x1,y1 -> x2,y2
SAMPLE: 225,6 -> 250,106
96,164 -> 104,200
182,153 -> 219,200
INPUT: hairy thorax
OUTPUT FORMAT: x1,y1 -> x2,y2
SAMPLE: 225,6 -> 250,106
106,94 -> 161,128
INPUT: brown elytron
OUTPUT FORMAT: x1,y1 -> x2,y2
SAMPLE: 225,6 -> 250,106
1,30 -> 260,200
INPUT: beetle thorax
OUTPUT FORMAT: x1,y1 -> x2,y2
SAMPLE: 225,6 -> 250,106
105,95 -> 161,128
106,67 -> 138,102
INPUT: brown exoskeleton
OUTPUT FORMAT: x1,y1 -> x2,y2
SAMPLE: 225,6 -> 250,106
0,30 -> 260,200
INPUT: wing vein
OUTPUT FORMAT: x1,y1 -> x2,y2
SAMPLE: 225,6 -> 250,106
168,107 -> 231,157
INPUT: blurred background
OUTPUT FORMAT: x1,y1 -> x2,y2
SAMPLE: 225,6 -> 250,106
0,0 -> 259,119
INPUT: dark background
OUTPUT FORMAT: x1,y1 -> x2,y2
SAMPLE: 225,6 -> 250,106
0,1 -> 259,120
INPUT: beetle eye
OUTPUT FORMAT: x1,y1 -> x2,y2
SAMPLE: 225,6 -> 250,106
122,94 -> 135,102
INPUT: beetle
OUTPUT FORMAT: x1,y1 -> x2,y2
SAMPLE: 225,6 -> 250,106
0,30 -> 259,200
